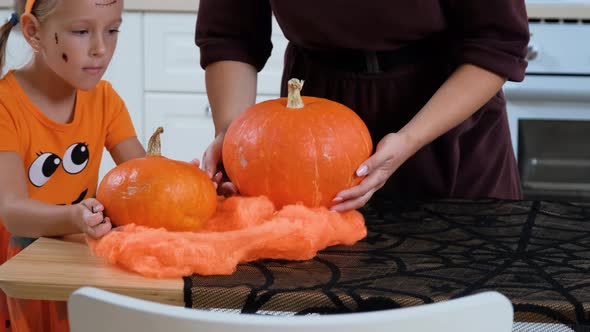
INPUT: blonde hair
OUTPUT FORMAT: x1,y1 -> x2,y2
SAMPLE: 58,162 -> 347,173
0,0 -> 59,74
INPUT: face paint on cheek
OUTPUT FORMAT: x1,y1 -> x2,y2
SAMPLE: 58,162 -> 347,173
54,33 -> 59,45
62,53 -> 68,63
95,0 -> 117,6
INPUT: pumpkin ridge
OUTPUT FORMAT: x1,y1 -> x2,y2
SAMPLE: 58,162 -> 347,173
265,107 -> 285,197
308,126 -> 321,206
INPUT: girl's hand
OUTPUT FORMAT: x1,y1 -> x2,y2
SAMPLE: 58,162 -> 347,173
201,133 -> 238,196
330,132 -> 418,212
73,198 -> 112,239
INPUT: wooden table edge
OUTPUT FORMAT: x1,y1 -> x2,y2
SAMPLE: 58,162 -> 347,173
0,237 -> 185,306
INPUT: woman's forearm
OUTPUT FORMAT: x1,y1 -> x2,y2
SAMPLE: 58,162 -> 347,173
399,64 -> 507,151
0,199 -> 79,238
205,61 -> 258,135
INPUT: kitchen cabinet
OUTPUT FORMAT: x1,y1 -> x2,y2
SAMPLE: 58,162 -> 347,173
145,93 -> 277,163
143,13 -> 287,95
143,12 -> 286,163
144,93 -> 213,163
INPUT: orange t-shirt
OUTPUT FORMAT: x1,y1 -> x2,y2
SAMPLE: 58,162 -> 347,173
0,70 -> 137,205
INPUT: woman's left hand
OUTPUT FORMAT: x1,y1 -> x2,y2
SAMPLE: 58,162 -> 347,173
330,131 -> 418,212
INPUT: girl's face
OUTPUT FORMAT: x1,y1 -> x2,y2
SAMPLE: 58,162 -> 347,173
35,0 -> 123,90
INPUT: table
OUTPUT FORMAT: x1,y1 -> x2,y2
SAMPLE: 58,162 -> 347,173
185,199 -> 590,331
0,199 -> 589,331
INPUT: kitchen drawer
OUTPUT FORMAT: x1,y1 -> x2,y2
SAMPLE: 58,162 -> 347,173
144,13 -> 288,95
144,92 -> 279,164
145,92 -> 214,163
527,23 -> 590,75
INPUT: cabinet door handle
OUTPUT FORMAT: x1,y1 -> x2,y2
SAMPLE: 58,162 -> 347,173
205,105 -> 211,116
526,44 -> 539,61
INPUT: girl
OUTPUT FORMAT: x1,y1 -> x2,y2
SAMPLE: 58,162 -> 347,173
0,0 -> 146,330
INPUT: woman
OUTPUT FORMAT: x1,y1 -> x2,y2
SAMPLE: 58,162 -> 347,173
195,1 -> 530,211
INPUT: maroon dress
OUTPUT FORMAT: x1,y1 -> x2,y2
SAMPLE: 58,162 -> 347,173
195,1 -> 530,200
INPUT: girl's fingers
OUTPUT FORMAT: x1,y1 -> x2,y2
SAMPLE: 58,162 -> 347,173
85,212 -> 105,227
87,218 -> 113,239
91,204 -> 104,214
94,220 -> 112,238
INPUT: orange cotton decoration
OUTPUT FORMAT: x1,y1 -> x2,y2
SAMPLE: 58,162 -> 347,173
96,127 -> 217,231
88,196 -> 367,278
222,78 -> 373,208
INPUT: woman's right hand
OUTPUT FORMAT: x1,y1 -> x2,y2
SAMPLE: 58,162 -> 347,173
201,133 -> 238,196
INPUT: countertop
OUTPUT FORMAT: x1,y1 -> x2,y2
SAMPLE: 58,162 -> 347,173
1,0 -> 590,18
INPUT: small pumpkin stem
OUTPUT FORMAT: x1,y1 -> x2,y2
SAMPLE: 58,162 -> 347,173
147,127 -> 164,157
286,78 -> 305,109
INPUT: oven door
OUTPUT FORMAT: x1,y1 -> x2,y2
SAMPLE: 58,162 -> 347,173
504,75 -> 590,201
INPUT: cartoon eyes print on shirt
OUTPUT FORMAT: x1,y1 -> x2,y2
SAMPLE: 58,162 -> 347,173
28,143 -> 90,187
29,153 -> 61,187
63,143 -> 89,174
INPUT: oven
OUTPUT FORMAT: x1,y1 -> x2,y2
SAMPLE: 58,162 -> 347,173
504,11 -> 590,202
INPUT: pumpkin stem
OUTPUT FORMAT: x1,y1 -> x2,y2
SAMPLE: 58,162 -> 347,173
286,78 -> 305,109
147,127 -> 164,157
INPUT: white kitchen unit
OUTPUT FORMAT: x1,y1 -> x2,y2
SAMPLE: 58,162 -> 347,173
144,13 -> 286,95
503,16 -> 590,201
144,93 -> 276,163
142,13 -> 286,162
144,93 -> 213,163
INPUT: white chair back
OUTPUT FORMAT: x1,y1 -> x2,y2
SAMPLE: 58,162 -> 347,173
68,287 -> 513,332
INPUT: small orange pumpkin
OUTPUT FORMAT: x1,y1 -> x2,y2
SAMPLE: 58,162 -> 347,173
96,127 -> 217,231
222,78 -> 373,208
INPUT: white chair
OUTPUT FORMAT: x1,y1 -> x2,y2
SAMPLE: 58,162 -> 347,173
68,287 -> 513,332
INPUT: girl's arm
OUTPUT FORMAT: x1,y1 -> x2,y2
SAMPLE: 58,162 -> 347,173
108,137 -> 146,165
0,152 -> 108,238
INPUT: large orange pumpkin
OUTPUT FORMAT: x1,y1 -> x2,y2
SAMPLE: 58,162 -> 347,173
96,127 -> 217,231
222,78 -> 373,208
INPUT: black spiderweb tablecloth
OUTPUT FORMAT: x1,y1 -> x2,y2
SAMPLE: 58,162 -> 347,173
185,199 -> 590,331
